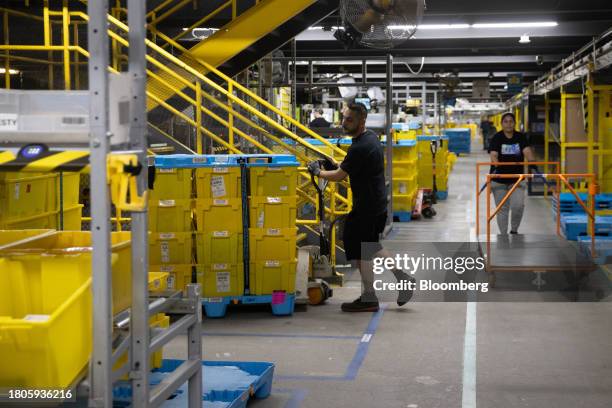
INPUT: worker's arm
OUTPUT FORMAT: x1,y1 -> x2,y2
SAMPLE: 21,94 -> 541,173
490,150 -> 499,163
319,167 -> 348,182
307,160 -> 348,182
523,146 -> 536,162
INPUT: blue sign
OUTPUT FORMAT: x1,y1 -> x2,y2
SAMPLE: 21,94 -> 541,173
507,74 -> 523,94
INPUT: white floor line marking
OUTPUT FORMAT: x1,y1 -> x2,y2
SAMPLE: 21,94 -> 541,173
361,334 -> 372,343
462,301 -> 477,408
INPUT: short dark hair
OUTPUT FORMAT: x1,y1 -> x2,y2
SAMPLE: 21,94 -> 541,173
348,103 -> 368,120
316,108 -> 324,115
501,112 -> 516,122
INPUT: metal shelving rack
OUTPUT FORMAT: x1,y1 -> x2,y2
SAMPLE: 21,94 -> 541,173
85,2 -> 202,407
0,1 -> 203,407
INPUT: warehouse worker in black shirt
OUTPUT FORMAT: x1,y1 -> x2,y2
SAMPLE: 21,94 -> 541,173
308,103 -> 414,312
488,112 -> 537,234
309,109 -> 331,128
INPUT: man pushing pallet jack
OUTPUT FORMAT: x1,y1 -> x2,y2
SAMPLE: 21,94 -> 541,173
308,103 -> 415,312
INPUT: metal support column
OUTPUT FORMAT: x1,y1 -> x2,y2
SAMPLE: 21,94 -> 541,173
88,1 -> 113,406
544,94 -> 550,196
421,82 -> 426,136
433,91 -> 438,133
127,0 -> 150,406
385,53 -> 393,229
186,285 -> 203,406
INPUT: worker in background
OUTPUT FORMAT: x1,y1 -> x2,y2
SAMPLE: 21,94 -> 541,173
488,112 -> 538,235
307,103 -> 415,312
480,116 -> 492,151
309,109 -> 331,128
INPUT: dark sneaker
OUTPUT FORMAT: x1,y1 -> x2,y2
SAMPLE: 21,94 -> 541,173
510,230 -> 518,234
341,296 -> 379,312
395,271 -> 416,306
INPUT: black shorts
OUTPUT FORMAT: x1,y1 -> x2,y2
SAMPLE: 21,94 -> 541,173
342,211 -> 387,261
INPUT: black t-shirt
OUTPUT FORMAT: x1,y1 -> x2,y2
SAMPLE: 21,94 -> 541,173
340,129 -> 387,215
309,117 -> 331,128
488,131 -> 530,183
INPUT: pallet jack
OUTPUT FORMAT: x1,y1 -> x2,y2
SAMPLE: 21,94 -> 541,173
301,158 -> 341,305
412,139 -> 438,219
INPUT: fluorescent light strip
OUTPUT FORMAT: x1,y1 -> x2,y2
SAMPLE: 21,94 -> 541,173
307,21 -> 558,30
418,24 -> 470,30
472,22 -> 558,28
0,68 -> 19,75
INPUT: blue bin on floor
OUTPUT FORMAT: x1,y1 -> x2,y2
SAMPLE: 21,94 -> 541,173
202,294 -> 296,318
113,360 -> 275,408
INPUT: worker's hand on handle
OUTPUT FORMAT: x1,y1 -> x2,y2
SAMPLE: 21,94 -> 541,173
308,160 -> 321,176
322,157 -> 339,171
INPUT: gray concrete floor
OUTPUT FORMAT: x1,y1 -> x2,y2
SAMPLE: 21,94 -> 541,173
165,139 -> 612,408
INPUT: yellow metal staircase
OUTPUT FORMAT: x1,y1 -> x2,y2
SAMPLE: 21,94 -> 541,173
2,1 -> 349,264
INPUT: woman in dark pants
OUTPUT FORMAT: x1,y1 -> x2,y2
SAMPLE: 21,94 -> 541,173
488,112 -> 538,234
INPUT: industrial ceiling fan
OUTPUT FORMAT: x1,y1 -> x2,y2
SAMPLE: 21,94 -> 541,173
335,0 -> 426,49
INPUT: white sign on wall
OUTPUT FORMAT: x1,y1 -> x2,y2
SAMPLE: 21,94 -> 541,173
0,113 -> 18,131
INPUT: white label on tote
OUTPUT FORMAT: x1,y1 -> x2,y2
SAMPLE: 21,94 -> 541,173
160,242 -> 170,263
213,199 -> 228,206
267,228 -> 281,236
399,183 -> 407,194
280,186 -> 288,191
213,156 -> 229,163
159,199 -> 175,207
159,168 -> 175,173
211,175 -> 226,198
216,272 -> 230,293
213,167 -> 228,173
265,260 -> 280,267
160,265 -> 175,272
167,274 -> 176,289
267,197 -> 281,204
257,211 -> 264,228
213,231 -> 229,237
14,183 -> 20,200
213,263 -> 228,270
159,233 -> 175,240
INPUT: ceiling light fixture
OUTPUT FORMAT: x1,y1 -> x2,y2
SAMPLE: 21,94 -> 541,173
308,21 -> 557,31
473,22 -> 557,28
416,24 -> 470,30
0,68 -> 19,75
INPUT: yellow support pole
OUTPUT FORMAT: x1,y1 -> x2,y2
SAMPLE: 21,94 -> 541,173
62,0 -> 71,90
73,22 -> 80,89
232,0 -> 237,19
561,91 -> 567,175
43,0 -> 50,46
228,82 -> 234,147
195,81 -> 202,154
44,0 -> 54,89
587,76 -> 595,176
3,10 -> 9,89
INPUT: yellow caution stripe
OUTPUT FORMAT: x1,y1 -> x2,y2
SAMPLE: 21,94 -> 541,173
0,150 -> 90,173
